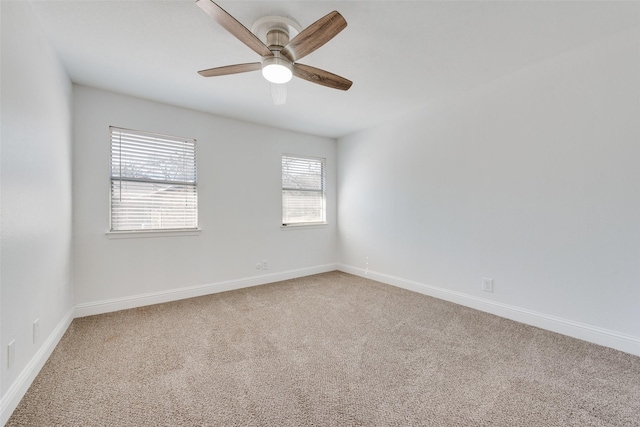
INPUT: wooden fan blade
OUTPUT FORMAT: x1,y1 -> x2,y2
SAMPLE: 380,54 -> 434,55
293,63 -> 352,91
281,11 -> 347,62
196,0 -> 272,57
198,62 -> 262,77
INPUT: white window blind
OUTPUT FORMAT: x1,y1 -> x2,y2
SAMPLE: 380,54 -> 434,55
110,127 -> 197,231
282,154 -> 326,226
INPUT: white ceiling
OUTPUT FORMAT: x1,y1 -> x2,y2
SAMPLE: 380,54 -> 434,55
29,0 -> 640,138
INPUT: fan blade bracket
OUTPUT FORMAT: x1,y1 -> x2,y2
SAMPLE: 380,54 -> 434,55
279,48 -> 294,63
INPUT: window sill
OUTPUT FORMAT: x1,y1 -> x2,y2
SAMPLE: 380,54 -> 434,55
280,223 -> 328,230
106,229 -> 201,239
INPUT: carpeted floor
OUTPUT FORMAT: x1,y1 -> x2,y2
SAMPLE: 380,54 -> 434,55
7,271 -> 640,426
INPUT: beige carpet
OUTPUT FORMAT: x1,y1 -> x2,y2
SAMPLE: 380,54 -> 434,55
7,271 -> 640,426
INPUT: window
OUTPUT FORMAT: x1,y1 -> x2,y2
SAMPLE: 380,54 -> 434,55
282,154 -> 326,226
110,127 -> 197,232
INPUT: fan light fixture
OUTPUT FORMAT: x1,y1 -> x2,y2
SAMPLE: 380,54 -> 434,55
195,1 -> 353,99
262,55 -> 293,84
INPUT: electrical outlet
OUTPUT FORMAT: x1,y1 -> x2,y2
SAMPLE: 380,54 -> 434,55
33,318 -> 40,344
262,260 -> 268,270
256,262 -> 262,269
482,278 -> 494,293
7,340 -> 15,369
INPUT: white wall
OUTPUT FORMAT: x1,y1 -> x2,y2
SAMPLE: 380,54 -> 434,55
338,27 -> 640,353
73,86 -> 337,309
1,0 -> 74,421
3,3 -> 637,424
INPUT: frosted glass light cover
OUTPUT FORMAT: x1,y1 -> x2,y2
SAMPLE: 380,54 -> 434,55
262,57 -> 293,84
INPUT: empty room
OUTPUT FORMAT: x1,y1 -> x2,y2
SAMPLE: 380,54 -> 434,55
2,0 -> 640,425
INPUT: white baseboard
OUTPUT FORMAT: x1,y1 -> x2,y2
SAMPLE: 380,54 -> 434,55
0,308 -> 74,426
337,264 -> 640,356
74,264 -> 338,318
4,263 -> 637,426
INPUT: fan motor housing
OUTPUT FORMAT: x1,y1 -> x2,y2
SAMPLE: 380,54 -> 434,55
251,15 -> 302,50
266,29 -> 289,51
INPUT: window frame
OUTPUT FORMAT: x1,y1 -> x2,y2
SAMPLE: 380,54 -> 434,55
281,153 -> 327,228
108,126 -> 199,236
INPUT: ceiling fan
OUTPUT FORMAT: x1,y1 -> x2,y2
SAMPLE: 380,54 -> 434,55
195,0 -> 352,104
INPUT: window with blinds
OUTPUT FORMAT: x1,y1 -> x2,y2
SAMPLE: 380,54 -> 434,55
110,127 -> 197,232
282,154 -> 326,226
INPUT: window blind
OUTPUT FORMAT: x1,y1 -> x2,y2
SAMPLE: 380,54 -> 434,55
110,127 -> 197,231
282,154 -> 326,225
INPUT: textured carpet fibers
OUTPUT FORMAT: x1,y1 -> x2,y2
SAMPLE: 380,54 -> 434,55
7,271 -> 640,426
